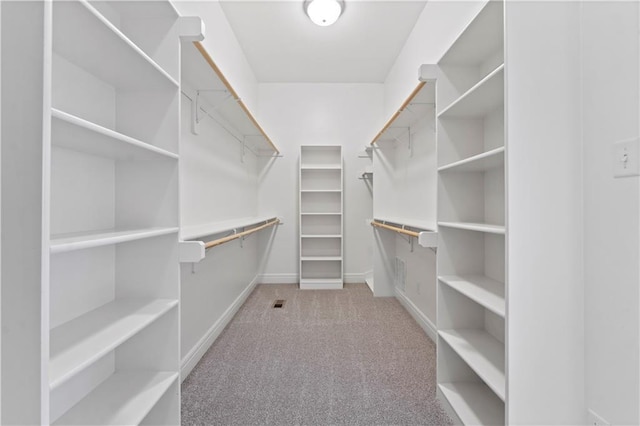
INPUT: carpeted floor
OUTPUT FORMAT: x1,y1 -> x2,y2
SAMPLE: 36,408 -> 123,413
181,283 -> 452,425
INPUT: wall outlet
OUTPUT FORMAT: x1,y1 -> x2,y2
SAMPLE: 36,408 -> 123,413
587,409 -> 610,426
613,137 -> 640,178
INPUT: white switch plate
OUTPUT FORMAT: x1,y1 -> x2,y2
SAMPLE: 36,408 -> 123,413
587,409 -> 610,426
613,137 -> 640,178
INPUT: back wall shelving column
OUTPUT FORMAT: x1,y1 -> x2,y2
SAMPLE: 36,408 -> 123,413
299,146 -> 344,290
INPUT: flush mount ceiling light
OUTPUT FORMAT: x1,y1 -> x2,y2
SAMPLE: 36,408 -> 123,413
304,0 -> 344,27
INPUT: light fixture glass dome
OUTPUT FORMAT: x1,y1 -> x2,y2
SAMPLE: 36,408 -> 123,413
305,0 -> 344,27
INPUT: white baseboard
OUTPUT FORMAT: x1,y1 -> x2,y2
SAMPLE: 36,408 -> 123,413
344,272 -> 365,284
258,273 -> 368,285
257,273 -> 298,284
394,287 -> 437,343
181,275 -> 258,381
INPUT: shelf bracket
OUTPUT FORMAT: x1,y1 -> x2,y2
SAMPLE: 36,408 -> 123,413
409,126 -> 414,158
191,91 -> 201,135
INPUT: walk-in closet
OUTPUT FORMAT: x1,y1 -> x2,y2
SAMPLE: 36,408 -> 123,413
2,0 -> 640,425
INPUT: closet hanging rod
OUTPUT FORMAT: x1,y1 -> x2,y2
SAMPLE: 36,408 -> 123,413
370,220 -> 420,237
371,219 -> 438,249
193,41 -> 280,154
370,81 -> 426,146
204,218 -> 280,249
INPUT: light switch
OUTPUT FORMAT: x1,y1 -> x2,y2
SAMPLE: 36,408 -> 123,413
613,137 -> 640,178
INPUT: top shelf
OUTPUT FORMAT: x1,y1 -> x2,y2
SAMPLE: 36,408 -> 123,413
53,0 -> 178,91
438,0 -> 504,67
438,65 -> 504,118
181,41 -> 279,155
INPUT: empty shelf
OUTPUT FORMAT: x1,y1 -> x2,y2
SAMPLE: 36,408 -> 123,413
50,227 -> 179,254
300,164 -> 341,170
50,299 -> 178,389
301,212 -> 341,216
438,147 -> 504,173
53,0 -> 178,90
439,275 -> 505,317
439,329 -> 505,400
300,189 -> 341,193
53,371 -> 178,425
301,234 -> 342,239
52,109 -> 179,160
438,382 -> 505,426
301,256 -> 342,261
438,222 -> 505,234
438,65 -> 504,118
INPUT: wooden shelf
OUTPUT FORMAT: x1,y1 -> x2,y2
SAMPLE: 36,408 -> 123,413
438,147 -> 504,173
180,216 -> 276,241
53,0 -> 178,90
439,382 -> 505,426
53,371 -> 178,425
438,222 -> 505,235
438,65 -> 504,118
51,109 -> 179,160
49,299 -> 178,389
439,275 -> 505,317
439,329 -> 505,400
301,256 -> 342,261
50,227 -> 179,254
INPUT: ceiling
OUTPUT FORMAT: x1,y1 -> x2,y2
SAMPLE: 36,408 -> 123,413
219,1 -> 428,83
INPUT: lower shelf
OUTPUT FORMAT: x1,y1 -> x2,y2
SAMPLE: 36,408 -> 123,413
50,299 -> 178,389
53,371 -> 178,425
300,278 -> 343,290
438,382 -> 504,426
438,329 -> 505,400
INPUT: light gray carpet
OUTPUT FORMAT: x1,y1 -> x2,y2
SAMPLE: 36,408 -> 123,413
181,283 -> 452,425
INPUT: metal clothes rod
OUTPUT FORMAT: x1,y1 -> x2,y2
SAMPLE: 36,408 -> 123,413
205,218 -> 280,249
370,220 -> 420,238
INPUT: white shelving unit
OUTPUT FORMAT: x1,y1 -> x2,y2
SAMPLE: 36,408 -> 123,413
299,146 -> 343,289
430,0 -> 506,424
25,1 -> 203,424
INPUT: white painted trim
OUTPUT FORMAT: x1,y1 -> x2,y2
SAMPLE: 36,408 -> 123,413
395,287 -> 437,343
344,272 -> 365,284
181,275 -> 258,381
257,273 -> 298,284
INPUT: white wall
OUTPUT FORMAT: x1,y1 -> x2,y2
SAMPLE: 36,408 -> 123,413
172,1 -> 259,113
506,2 -> 585,423
582,2 -> 639,424
371,103 -> 438,308
257,83 -> 382,283
178,89 -> 264,378
1,2 -> 47,423
382,1 -> 486,120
